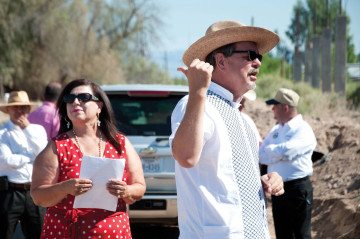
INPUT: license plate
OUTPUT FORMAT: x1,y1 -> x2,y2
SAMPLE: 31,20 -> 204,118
142,158 -> 161,173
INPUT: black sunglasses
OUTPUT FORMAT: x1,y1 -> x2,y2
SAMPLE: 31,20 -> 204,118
232,50 -> 262,62
63,93 -> 99,103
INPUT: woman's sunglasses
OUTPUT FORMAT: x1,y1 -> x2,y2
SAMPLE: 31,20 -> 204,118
63,93 -> 99,104
232,50 -> 263,62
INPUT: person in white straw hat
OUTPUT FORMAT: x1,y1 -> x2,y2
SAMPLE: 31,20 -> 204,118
260,88 -> 316,239
0,91 -> 38,113
170,20 -> 284,239
0,91 -> 47,239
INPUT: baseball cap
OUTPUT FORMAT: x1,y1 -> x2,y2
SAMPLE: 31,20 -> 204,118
265,88 -> 300,107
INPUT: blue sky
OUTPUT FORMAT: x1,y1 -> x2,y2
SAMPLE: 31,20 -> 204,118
149,0 -> 360,77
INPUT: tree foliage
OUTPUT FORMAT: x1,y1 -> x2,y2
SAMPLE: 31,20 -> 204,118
285,0 -> 358,63
0,0 -> 171,99
285,1 -> 310,49
122,55 -> 172,84
258,54 -> 292,79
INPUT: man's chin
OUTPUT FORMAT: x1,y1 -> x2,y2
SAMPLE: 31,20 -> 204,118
248,84 -> 256,91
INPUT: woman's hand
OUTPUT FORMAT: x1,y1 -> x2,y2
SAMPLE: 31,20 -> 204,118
63,178 -> 93,196
107,179 -> 131,199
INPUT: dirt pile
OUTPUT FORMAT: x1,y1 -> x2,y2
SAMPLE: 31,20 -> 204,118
246,99 -> 360,239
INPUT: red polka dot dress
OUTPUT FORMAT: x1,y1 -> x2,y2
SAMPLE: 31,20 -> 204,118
41,133 -> 132,239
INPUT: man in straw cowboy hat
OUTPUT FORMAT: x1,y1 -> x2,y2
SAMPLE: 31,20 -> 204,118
170,21 -> 285,238
0,91 -> 47,239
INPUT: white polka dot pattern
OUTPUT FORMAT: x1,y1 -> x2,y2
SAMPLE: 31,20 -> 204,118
40,133 -> 132,239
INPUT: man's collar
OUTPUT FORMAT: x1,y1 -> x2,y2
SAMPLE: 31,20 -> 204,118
285,114 -> 302,128
208,82 -> 240,108
6,120 -> 20,130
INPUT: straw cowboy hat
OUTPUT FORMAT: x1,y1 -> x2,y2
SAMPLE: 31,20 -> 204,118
183,20 -> 279,66
0,91 -> 38,114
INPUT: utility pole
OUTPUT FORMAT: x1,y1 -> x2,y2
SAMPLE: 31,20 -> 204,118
334,0 -> 347,95
310,3 -> 320,88
163,51 -> 169,74
321,0 -> 332,92
0,76 -> 3,102
311,36 -> 321,88
304,40 -> 313,84
293,7 -> 302,82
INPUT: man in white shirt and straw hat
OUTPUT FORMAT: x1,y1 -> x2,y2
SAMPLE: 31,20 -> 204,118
0,90 -> 47,239
169,20 -> 285,239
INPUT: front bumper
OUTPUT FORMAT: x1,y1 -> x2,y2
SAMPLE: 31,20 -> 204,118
129,194 -> 178,225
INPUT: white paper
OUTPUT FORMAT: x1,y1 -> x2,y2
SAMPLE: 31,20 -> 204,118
73,155 -> 125,211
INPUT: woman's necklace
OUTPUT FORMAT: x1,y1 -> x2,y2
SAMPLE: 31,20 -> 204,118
72,129 -> 103,157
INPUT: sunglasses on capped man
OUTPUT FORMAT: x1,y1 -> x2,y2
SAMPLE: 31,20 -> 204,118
232,50 -> 263,62
63,93 -> 99,103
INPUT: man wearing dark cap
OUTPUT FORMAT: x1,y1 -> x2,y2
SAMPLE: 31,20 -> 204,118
259,88 -> 317,239
169,20 -> 284,239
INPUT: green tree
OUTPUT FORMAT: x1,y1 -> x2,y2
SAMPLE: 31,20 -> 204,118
286,1 -> 309,49
286,0 -> 357,59
0,0 -> 60,97
0,0 -> 167,99
347,35 -> 358,63
123,55 -> 173,84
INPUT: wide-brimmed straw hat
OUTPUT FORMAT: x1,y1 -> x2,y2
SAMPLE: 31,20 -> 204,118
183,20 -> 279,66
0,91 -> 37,114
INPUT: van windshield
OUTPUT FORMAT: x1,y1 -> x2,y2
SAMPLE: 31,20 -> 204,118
107,95 -> 182,136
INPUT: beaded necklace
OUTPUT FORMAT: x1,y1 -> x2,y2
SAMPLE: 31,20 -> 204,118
72,129 -> 103,157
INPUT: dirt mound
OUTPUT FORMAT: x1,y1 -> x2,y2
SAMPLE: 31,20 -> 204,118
312,199 -> 360,239
246,99 -> 360,239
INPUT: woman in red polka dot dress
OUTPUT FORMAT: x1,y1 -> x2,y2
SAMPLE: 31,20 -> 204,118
31,79 -> 146,239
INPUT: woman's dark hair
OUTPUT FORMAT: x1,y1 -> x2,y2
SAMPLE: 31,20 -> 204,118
56,79 -> 122,153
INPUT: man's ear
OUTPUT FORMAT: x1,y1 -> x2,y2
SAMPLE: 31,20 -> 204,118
283,104 -> 290,112
214,53 -> 226,71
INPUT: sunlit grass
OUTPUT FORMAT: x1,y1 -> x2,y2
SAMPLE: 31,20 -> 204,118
256,74 -> 356,116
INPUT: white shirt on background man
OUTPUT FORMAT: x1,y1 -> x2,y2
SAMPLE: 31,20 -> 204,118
259,114 -> 316,181
0,120 -> 47,183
